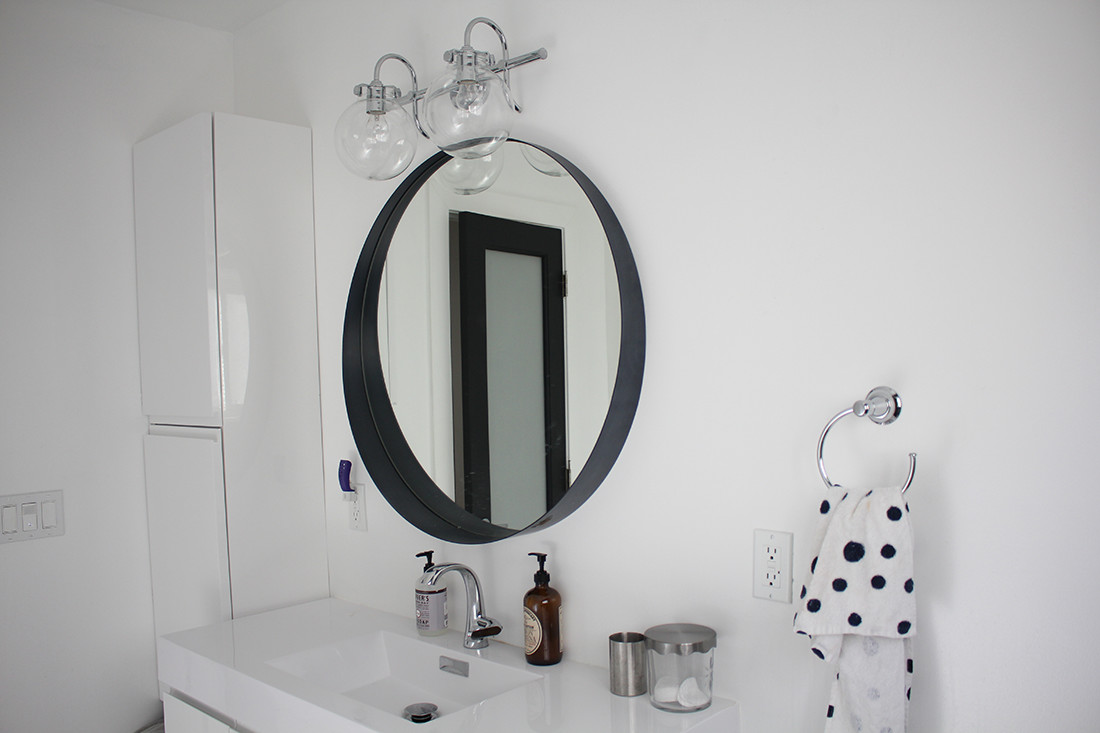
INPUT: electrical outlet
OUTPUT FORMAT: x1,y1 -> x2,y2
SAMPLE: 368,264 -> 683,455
349,483 -> 367,532
753,529 -> 793,603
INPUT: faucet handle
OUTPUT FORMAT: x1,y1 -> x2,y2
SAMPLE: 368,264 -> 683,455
471,616 -> 502,638
471,626 -> 502,639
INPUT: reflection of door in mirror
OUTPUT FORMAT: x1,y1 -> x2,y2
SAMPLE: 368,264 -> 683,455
451,212 -> 567,529
377,142 -> 620,529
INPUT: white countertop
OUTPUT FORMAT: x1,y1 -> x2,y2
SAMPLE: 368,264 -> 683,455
158,598 -> 741,733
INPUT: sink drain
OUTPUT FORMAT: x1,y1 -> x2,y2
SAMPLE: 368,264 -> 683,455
403,703 -> 439,723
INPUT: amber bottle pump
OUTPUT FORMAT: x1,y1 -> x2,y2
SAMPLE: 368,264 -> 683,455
523,552 -> 562,665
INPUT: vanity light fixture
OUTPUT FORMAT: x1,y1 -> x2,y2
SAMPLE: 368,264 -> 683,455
334,17 -> 548,181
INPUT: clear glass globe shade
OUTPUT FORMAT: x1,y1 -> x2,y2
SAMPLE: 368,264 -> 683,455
521,145 -> 567,177
422,63 -> 514,159
437,152 -> 504,195
333,99 -> 418,181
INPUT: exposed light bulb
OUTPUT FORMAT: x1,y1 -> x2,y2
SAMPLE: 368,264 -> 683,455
423,58 -> 514,159
452,81 -> 489,112
333,99 -> 417,181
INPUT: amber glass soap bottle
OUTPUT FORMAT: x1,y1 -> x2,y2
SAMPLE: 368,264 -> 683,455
523,552 -> 563,665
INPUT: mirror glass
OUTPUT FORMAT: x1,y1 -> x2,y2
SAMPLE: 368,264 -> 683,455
379,142 -> 620,529
344,140 -> 644,543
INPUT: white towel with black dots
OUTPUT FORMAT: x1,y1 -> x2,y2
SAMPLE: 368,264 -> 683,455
793,485 -> 915,733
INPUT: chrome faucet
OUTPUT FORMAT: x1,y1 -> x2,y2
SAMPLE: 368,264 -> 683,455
417,556 -> 502,649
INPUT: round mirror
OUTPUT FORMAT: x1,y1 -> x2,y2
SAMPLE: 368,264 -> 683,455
344,141 -> 644,543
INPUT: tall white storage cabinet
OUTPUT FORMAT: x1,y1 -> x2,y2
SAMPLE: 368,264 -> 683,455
134,113 -> 329,645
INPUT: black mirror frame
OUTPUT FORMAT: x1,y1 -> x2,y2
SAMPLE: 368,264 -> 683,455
343,141 -> 645,543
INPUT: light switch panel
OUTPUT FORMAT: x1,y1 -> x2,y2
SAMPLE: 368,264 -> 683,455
1,491 -> 64,544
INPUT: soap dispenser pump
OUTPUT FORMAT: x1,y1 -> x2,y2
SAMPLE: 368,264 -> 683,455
523,552 -> 562,665
415,551 -> 448,636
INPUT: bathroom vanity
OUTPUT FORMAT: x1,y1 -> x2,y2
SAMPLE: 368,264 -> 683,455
158,599 -> 740,733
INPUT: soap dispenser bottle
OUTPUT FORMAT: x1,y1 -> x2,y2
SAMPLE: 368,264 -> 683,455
523,552 -> 562,665
415,551 -> 448,636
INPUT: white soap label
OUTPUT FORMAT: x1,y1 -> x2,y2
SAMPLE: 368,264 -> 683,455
523,607 -> 542,655
416,587 -> 447,632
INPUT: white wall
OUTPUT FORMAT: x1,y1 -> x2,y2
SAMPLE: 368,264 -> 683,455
4,1 -> 1098,732
0,2 -> 234,731
237,1 -> 1100,731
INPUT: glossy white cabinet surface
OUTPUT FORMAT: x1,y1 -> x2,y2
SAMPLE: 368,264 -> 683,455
144,427 -> 232,639
206,112 -> 328,618
158,599 -> 741,733
164,692 -> 231,733
134,114 -> 221,425
135,112 -> 329,629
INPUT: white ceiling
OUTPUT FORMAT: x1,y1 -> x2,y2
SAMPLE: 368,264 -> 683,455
98,0 -> 292,31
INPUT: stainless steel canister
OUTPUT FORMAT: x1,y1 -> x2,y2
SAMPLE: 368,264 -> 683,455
608,632 -> 647,696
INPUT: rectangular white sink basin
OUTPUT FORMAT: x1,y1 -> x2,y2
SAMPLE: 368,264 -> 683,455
267,630 -> 542,721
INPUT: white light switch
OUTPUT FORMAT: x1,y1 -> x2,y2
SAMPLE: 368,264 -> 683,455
21,503 -> 38,532
41,501 -> 57,529
1,505 -> 16,534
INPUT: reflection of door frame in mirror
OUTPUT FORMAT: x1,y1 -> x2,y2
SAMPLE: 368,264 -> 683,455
452,212 -> 568,527
343,141 -> 645,544
426,163 -> 614,500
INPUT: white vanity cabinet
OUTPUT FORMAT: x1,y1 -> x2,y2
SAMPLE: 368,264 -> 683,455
163,694 -> 231,733
134,113 -> 329,648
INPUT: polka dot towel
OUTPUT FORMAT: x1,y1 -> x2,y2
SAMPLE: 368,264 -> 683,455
794,485 -> 915,733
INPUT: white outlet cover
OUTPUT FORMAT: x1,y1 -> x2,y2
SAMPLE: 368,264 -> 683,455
753,529 -> 793,603
349,483 -> 367,532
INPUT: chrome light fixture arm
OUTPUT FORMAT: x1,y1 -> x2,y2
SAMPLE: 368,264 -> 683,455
447,17 -> 524,112
369,50 -> 547,106
489,47 -> 550,105
349,49 -> 548,137
352,18 -> 547,124
352,53 -> 426,138
336,17 -> 547,180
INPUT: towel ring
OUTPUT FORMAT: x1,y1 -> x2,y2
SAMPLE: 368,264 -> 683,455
817,386 -> 916,493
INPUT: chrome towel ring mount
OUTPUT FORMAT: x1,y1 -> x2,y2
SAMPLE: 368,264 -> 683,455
817,386 -> 916,493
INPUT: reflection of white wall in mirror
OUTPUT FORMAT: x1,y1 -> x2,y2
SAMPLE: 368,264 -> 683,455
381,142 -> 619,516
560,202 -> 621,466
379,188 -> 455,499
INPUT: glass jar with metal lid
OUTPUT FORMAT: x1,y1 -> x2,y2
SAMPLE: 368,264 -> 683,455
643,623 -> 717,712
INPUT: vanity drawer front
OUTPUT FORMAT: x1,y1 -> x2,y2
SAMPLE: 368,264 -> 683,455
163,692 -> 232,733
